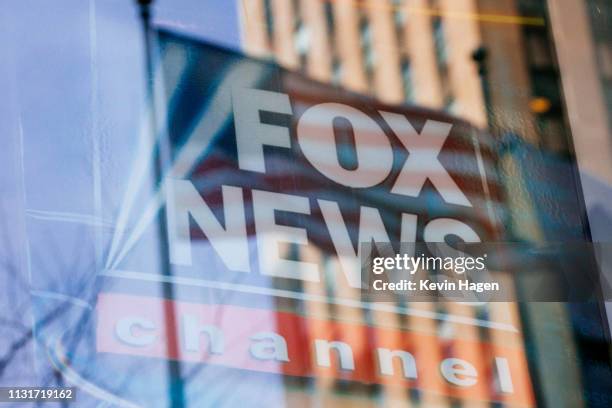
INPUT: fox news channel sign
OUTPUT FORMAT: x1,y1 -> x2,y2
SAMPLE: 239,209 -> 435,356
35,30 -> 533,407
103,30 -> 500,291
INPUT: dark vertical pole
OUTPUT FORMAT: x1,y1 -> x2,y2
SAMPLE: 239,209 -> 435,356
472,46 -> 494,131
135,1 -> 186,407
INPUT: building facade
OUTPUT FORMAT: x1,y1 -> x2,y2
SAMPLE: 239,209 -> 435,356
240,0 -> 571,145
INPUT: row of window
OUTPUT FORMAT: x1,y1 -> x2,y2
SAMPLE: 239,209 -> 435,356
261,0 -> 446,104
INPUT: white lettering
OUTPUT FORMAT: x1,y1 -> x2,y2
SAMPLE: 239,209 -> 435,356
233,88 -> 293,172
495,357 -> 514,393
252,190 -> 319,281
314,339 -> 355,371
167,179 -> 250,272
298,103 -> 393,187
318,200 -> 393,288
115,316 -> 157,347
181,314 -> 224,354
380,113 -> 471,207
249,332 -> 290,362
440,358 -> 478,387
377,348 -> 418,379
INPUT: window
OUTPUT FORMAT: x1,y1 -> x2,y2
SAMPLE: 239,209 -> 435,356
394,8 -> 405,27
263,0 -> 274,40
294,22 -> 310,71
431,16 -> 452,103
439,64 -> 452,105
432,17 -> 447,67
324,1 -> 339,84
401,58 -> 413,102
393,3 -> 406,49
364,47 -> 376,71
525,29 -> 555,68
294,22 -> 310,56
292,0 -> 301,28
324,1 -> 335,36
444,96 -> 457,114
360,14 -> 375,84
360,16 -> 372,48
332,59 -> 343,85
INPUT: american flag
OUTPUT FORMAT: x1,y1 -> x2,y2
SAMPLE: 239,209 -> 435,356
105,28 -> 505,277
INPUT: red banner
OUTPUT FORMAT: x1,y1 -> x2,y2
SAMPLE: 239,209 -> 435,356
97,293 -> 534,406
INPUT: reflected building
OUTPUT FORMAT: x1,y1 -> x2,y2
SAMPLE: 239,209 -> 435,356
240,0 -> 577,151
238,1 -> 611,407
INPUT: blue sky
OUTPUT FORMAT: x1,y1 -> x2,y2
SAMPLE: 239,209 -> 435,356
0,0 -> 244,391
1,0 -> 242,212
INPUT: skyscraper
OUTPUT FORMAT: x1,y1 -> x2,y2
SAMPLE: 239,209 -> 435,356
239,0 -> 571,147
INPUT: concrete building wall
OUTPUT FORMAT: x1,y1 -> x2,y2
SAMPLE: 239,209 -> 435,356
240,0 -> 534,133
405,0 -> 445,109
440,0 -> 487,127
271,0 -> 300,68
332,0 -> 369,92
365,0 -> 404,103
299,0 -> 333,81
239,0 -> 270,57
